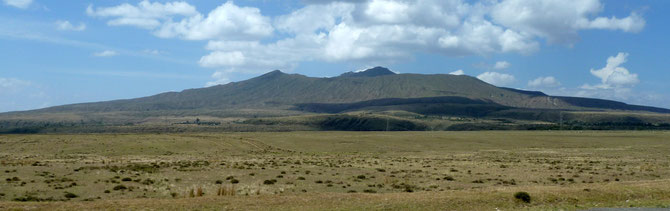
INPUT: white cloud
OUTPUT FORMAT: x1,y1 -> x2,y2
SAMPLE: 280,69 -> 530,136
88,1 -> 272,41
205,71 -> 230,87
586,13 -> 645,33
93,50 -> 118,57
364,0 -> 410,24
88,0 -> 646,76
491,0 -> 645,43
56,21 -> 86,31
3,0 -> 32,9
579,52 -> 639,100
155,2 -> 273,40
528,76 -> 560,88
493,61 -> 510,70
0,77 -> 49,112
274,2 -> 353,35
588,52 -> 639,88
199,51 -> 245,67
86,0 -> 198,29
449,69 -> 464,75
143,49 -> 165,55
477,72 -> 515,86
0,77 -> 31,91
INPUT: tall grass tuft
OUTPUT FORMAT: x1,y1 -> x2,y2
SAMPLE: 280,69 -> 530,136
217,185 -> 236,196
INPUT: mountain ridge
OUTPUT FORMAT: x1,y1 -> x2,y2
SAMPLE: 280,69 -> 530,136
6,67 -> 668,115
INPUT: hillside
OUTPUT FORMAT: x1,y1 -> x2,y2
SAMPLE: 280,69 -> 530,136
1,67 -> 669,133
14,67 -> 666,113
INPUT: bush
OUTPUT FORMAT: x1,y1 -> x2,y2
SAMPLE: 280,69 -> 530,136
113,185 -> 127,190
64,192 -> 78,199
230,179 -> 239,184
263,179 -> 276,185
121,177 -> 132,182
514,192 -> 531,203
141,179 -> 155,185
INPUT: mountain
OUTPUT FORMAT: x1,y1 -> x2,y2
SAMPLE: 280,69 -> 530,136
339,66 -> 396,77
27,67 -> 666,113
2,67 -> 669,133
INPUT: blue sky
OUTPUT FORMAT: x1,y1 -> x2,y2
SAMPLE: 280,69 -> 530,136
0,0 -> 668,112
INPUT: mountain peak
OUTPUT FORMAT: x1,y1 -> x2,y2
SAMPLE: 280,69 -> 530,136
256,70 -> 286,79
339,66 -> 396,77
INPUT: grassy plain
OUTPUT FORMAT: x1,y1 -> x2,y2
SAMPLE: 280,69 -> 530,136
1,131 -> 670,210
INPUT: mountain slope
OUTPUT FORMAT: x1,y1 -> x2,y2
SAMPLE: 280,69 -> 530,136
8,67 -> 670,115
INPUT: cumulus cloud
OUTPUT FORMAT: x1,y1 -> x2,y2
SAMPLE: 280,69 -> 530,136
93,50 -> 118,57
449,69 -> 465,75
493,61 -> 510,70
155,2 -> 273,40
87,1 -> 271,40
586,13 -> 645,33
88,0 -> 646,75
584,52 -> 639,89
205,71 -> 230,87
56,21 -> 86,31
491,0 -> 645,43
477,72 -> 515,86
528,76 -> 560,88
579,52 -> 639,100
3,0 -> 32,9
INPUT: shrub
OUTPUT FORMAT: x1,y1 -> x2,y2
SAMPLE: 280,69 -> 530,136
263,179 -> 277,185
443,176 -> 455,181
297,176 -> 306,180
121,177 -> 132,182
363,189 -> 377,193
514,192 -> 531,203
230,179 -> 240,184
64,192 -> 78,199
113,185 -> 127,190
141,179 -> 155,185
357,175 -> 366,179
215,180 -> 223,184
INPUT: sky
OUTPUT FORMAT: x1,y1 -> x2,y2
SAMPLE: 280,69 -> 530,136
1,0 -> 669,112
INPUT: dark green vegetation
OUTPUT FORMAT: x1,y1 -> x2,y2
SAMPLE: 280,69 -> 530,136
1,131 -> 669,210
1,67 -> 669,133
515,191 -> 532,203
